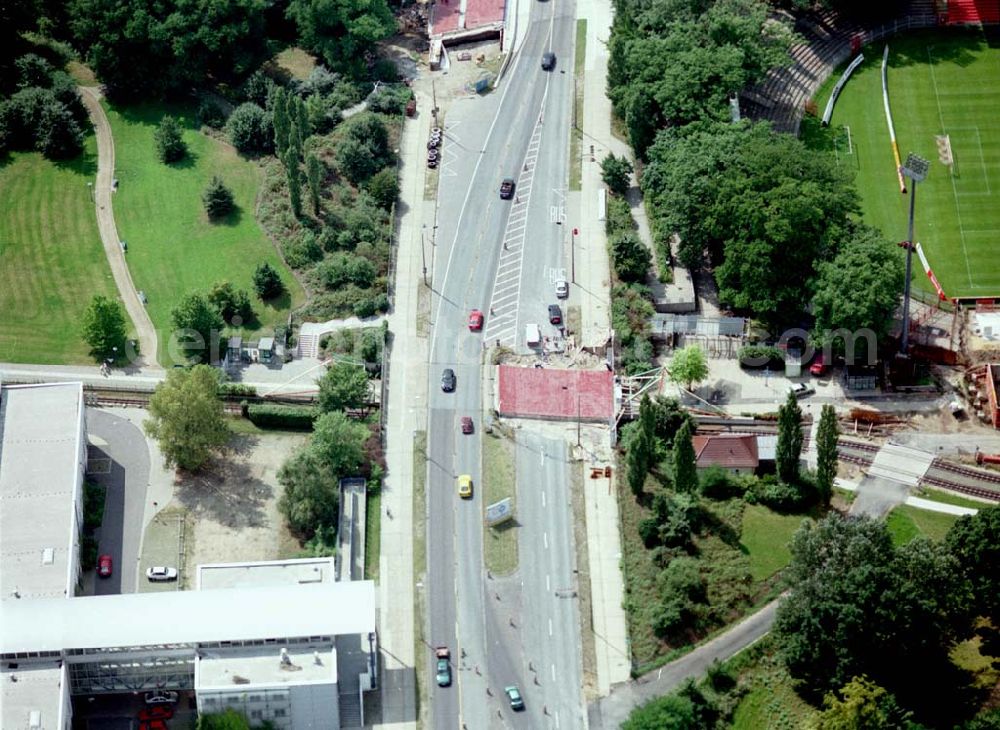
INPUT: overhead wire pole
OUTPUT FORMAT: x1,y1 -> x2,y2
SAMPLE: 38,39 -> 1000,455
899,153 -> 930,355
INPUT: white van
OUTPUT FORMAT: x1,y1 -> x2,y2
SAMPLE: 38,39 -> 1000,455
525,323 -> 541,347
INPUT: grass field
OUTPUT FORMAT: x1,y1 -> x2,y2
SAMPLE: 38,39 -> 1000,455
0,138 -> 127,364
740,505 -> 808,582
820,28 -> 1000,299
886,503 -> 961,545
104,102 -> 304,364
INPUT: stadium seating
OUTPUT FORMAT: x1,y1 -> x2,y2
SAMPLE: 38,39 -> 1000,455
946,0 -> 1000,24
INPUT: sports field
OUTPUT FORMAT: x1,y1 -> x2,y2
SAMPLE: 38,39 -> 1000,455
104,102 -> 304,364
0,138 -> 126,364
821,29 -> 1000,299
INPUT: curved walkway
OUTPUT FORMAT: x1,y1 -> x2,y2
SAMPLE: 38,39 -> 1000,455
79,86 -> 160,367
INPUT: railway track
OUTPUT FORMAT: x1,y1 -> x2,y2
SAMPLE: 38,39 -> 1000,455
89,391 -> 243,414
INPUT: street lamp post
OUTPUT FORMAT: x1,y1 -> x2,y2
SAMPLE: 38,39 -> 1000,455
87,181 -> 94,203
899,153 -> 930,355
420,227 -> 428,286
571,227 -> 577,284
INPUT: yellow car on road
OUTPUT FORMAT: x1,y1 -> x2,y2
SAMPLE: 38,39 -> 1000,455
457,474 -> 473,499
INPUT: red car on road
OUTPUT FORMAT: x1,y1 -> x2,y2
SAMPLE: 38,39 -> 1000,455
461,417 -> 474,434
468,309 -> 484,331
139,706 -> 173,722
97,554 -> 113,578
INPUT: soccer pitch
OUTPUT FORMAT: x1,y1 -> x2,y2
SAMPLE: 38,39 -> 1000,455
822,28 -> 1000,299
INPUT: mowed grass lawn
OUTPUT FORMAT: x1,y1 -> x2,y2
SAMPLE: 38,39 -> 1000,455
0,137 -> 126,364
104,102 -> 303,364
821,28 -> 1000,299
740,505 -> 808,582
886,504 -> 961,545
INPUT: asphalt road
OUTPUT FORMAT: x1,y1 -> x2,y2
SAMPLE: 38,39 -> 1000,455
424,0 -> 579,726
87,408 -> 151,595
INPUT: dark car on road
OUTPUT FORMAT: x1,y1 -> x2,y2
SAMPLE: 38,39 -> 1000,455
548,304 -> 562,325
435,647 -> 452,686
542,52 -> 556,70
441,368 -> 456,392
500,178 -> 515,199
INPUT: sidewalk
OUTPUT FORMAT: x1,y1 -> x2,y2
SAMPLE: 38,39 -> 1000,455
575,0 -> 633,698
374,86 -> 436,728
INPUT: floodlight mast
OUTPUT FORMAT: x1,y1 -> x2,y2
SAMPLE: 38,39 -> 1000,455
899,153 -> 929,355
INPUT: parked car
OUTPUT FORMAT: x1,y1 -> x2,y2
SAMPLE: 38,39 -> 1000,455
500,178 -> 515,199
810,354 -> 830,376
548,304 -> 562,325
525,323 -> 541,347
435,647 -> 452,687
144,691 -> 178,705
97,554 -> 113,578
461,416 -> 474,434
145,566 -> 178,582
788,382 -> 815,398
555,279 -> 569,298
441,368 -> 456,392
457,474 -> 473,499
541,52 -> 556,70
505,685 -> 525,711
468,309 -> 484,331
138,706 -> 173,721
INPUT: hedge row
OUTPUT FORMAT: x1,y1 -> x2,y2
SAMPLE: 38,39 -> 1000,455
246,403 -> 320,430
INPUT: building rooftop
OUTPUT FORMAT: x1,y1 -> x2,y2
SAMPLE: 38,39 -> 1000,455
0,382 -> 85,601
1,581 -> 376,655
692,434 -> 759,469
197,558 -> 336,590
197,645 -> 337,689
1,661 -> 66,730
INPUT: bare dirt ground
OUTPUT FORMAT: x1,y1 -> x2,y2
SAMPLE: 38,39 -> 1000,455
170,432 -> 309,575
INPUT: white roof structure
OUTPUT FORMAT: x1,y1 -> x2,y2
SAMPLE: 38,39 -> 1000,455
197,646 -> 338,688
197,558 -> 335,590
1,582 -> 376,655
0,382 -> 85,601
1,662 -> 66,730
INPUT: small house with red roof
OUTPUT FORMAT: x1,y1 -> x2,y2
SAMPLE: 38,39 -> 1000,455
691,434 -> 759,475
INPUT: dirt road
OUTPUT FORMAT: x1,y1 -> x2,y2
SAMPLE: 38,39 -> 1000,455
79,86 -> 160,368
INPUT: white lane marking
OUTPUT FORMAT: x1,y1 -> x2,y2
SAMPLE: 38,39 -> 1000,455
543,532 -> 548,549
542,491 -> 546,507
548,619 -> 553,636
546,574 -> 550,591
551,663 -> 556,681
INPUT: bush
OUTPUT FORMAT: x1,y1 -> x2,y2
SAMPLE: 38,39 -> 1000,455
226,102 -> 273,155
738,344 -> 785,369
83,482 -> 106,530
353,297 -> 377,318
207,281 -> 253,323
745,474 -> 810,511
367,84 -> 413,115
366,167 -> 399,210
283,231 -> 324,268
610,230 -> 652,282
372,292 -> 390,313
253,262 -> 285,299
601,152 -> 633,196
81,535 -> 99,571
197,99 -> 227,129
246,403 -> 320,430
319,252 -> 377,289
605,195 -> 635,236
154,115 -> 186,163
218,382 -> 256,397
202,176 -> 235,219
241,70 -> 274,107
699,466 -> 744,500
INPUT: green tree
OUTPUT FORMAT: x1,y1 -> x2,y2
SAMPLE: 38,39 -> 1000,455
295,95 -> 310,144
286,150 -> 303,217
610,231 -> 652,282
0,87 -> 84,159
196,708 -> 253,729
641,121 -> 857,328
286,0 -> 396,77
815,404 -> 839,503
776,390 -> 803,483
318,360 -> 369,412
813,224 -> 904,360
621,689 -> 697,730
154,114 -> 186,163
334,113 -> 392,184
818,676 -> 912,730
625,396 -> 657,496
170,292 -> 224,363
144,365 -> 229,471
945,505 -> 1000,622
366,167 -> 399,210
653,556 -> 707,637
81,295 -> 128,363
648,396 -> 694,449
601,153 -> 633,195
226,102 -> 272,154
252,262 -> 285,300
672,419 -> 698,493
305,151 -> 324,215
202,176 -> 235,219
207,281 -> 253,324
668,345 -> 708,392
272,86 -> 289,157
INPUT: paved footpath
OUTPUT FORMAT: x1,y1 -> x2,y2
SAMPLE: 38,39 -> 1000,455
79,87 -> 160,367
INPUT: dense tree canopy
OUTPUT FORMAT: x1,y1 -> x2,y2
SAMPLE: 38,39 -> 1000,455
642,121 -> 858,328
812,223 -> 904,357
318,360 -> 370,412
81,295 -> 128,363
69,0 -> 269,96
286,0 -> 396,77
608,0 -> 794,157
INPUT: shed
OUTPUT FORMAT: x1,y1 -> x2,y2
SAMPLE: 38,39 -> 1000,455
691,434 -> 759,475
258,337 -> 275,362
227,336 -> 243,362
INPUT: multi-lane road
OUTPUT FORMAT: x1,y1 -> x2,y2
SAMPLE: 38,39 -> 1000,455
423,0 -> 583,726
